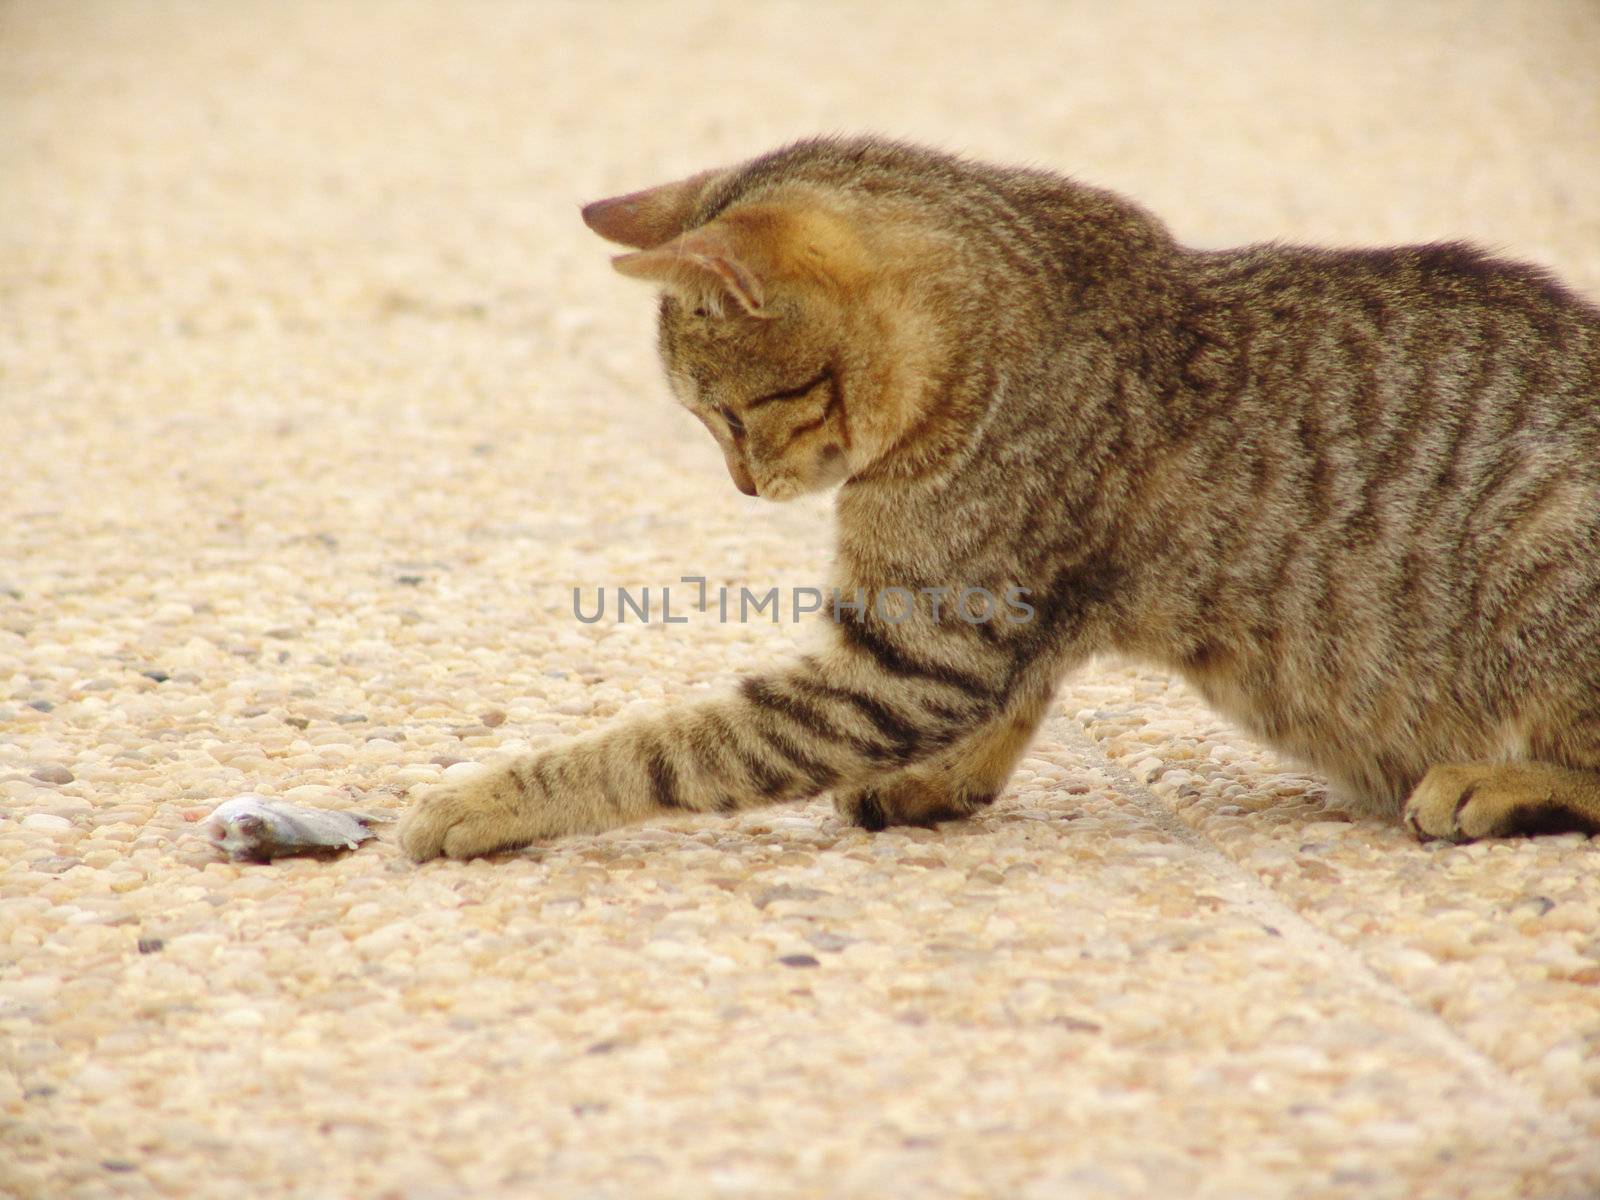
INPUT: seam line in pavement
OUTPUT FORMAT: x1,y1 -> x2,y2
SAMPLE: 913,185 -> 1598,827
1043,716 -> 1564,1129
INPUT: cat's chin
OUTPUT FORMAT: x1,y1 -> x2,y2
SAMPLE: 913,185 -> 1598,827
753,477 -> 841,503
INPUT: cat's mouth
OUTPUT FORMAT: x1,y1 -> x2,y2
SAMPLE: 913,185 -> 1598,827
738,446 -> 851,503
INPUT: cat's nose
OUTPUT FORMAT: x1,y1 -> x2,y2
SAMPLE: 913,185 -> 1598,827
728,459 -> 759,496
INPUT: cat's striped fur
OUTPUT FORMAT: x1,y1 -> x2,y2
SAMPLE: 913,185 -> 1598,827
399,137 -> 1600,861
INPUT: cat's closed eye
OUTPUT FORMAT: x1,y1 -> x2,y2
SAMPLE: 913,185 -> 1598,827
720,408 -> 746,437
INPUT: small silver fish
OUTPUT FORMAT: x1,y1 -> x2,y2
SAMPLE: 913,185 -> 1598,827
202,795 -> 382,862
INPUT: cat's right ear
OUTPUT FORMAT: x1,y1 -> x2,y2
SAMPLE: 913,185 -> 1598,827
581,169 -> 721,250
608,222 -> 771,318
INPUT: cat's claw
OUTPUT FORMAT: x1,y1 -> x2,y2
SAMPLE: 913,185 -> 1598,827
398,766 -> 541,861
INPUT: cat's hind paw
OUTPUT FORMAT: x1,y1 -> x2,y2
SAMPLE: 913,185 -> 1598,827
1403,762 -> 1600,842
398,763 -> 542,861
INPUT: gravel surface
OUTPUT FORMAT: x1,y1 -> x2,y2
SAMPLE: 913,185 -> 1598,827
3,2 -> 1598,1197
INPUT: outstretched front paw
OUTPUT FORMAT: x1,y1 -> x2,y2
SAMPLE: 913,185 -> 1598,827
398,763 -> 542,862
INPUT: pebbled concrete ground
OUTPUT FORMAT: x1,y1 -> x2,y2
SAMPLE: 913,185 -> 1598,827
2,2 -> 1598,1197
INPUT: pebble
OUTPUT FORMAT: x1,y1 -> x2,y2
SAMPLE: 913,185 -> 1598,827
21,813 -> 73,832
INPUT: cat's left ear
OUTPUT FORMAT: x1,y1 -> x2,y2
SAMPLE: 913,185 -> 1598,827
610,222 -> 772,318
581,169 -> 721,250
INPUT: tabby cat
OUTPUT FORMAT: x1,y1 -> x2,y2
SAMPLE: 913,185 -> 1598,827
398,137 -> 1600,861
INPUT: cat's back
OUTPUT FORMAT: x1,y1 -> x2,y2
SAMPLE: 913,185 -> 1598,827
1197,239 -> 1600,401
1175,238 -> 1600,504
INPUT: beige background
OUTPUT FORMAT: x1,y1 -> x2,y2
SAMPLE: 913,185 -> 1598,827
3,2 -> 1599,1197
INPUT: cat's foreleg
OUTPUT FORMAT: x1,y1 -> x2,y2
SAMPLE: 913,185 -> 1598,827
1403,762 -> 1600,841
833,684 -> 1054,829
398,626 -> 1016,861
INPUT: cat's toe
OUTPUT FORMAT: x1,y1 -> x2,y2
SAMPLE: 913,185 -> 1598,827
1403,766 -> 1477,842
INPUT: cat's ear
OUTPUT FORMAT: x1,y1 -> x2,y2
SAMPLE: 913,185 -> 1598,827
581,169 -> 720,250
610,223 -> 770,318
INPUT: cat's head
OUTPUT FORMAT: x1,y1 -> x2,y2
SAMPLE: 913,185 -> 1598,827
583,154 -> 944,501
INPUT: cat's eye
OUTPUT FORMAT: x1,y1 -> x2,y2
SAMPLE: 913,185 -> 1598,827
721,408 -> 745,437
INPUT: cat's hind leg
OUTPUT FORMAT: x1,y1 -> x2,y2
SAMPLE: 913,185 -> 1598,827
1403,762 -> 1600,842
834,689 -> 1052,830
